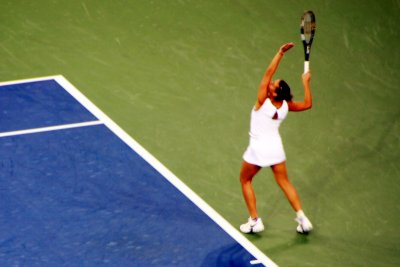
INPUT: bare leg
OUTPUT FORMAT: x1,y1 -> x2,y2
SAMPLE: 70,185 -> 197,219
271,161 -> 302,212
240,161 -> 261,219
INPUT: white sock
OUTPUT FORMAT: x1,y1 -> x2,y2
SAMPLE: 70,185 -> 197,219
296,210 -> 305,218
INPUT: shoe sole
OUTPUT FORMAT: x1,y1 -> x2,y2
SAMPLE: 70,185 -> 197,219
240,226 -> 264,234
296,225 -> 312,235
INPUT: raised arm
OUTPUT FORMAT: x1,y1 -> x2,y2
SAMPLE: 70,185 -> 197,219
255,43 -> 294,109
288,72 -> 312,111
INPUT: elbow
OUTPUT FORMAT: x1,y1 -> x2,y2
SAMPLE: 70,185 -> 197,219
304,101 -> 312,110
305,96 -> 312,110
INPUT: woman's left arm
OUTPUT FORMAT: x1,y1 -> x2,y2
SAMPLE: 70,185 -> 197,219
256,43 -> 295,109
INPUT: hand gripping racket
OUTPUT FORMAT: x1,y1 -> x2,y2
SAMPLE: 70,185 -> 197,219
300,10 -> 316,73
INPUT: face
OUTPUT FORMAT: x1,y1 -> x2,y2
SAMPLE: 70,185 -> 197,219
268,79 -> 281,98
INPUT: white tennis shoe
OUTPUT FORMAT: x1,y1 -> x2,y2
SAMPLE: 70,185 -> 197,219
240,217 -> 264,233
295,215 -> 313,234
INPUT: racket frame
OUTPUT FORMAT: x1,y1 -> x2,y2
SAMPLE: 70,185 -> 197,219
300,10 -> 316,73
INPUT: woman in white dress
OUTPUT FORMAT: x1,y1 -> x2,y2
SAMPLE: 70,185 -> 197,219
240,43 -> 313,234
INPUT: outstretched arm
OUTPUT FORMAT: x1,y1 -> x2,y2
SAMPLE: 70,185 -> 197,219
288,72 -> 312,111
255,43 -> 294,109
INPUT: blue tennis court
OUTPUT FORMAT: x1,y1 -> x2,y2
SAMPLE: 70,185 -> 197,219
0,76 -> 276,266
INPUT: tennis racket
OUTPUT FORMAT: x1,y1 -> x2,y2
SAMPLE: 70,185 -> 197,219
300,10 -> 316,73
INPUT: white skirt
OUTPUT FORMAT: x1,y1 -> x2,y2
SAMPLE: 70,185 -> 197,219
243,136 -> 286,167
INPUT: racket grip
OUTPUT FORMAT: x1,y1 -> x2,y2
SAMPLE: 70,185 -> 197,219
304,61 -> 309,73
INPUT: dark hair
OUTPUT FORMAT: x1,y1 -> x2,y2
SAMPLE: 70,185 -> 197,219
275,80 -> 293,101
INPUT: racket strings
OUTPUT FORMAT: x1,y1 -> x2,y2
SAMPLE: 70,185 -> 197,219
304,22 -> 312,41
301,13 -> 315,43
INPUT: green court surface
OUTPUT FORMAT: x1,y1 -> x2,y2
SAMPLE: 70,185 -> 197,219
1,0 -> 399,266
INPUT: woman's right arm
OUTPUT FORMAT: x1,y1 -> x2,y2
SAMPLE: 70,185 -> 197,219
288,72 -> 312,111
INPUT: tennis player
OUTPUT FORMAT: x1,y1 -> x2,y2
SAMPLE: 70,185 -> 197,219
240,43 -> 313,234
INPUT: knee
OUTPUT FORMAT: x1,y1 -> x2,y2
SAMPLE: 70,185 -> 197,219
240,162 -> 259,185
276,177 -> 290,188
273,171 -> 291,188
240,173 -> 251,185
240,170 -> 253,185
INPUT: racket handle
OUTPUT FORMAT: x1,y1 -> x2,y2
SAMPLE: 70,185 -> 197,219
304,61 -> 309,73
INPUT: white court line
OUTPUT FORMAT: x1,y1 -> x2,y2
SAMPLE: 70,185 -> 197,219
0,121 -> 103,138
0,75 -> 278,267
251,259 -> 263,265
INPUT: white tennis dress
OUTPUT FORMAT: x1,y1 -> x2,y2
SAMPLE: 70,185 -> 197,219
243,98 -> 289,167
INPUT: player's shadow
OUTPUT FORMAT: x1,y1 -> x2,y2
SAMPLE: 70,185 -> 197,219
265,231 -> 314,256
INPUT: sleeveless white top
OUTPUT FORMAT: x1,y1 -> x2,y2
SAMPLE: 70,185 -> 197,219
243,98 -> 289,167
